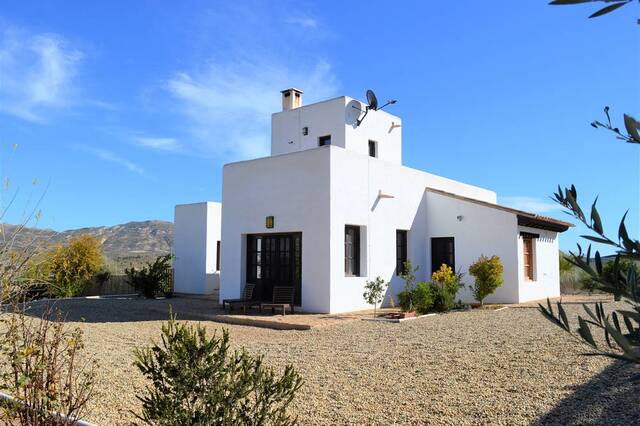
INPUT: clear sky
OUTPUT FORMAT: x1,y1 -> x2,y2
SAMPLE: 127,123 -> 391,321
0,1 -> 638,253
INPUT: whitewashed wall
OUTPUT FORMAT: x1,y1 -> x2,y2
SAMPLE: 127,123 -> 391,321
173,202 -> 221,294
220,148 -> 332,313
327,147 -> 500,312
424,191 -> 520,304
517,226 -> 561,302
271,96 -> 403,165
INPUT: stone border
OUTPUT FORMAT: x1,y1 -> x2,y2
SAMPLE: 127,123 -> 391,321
361,313 -> 437,323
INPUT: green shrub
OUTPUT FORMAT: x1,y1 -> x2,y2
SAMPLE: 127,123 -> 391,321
134,316 -> 303,426
47,235 -> 103,298
0,307 -> 96,425
126,254 -> 173,299
468,255 -> 504,305
397,290 -> 413,312
430,282 -> 456,312
430,264 -> 463,312
398,260 -> 420,312
413,282 -> 433,314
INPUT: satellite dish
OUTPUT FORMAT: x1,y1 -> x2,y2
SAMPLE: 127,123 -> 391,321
366,89 -> 378,111
353,89 -> 397,127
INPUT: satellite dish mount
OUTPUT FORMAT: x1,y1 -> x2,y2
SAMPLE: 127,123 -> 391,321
354,89 -> 397,127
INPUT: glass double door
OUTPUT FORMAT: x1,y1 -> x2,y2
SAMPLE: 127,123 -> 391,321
246,233 -> 301,305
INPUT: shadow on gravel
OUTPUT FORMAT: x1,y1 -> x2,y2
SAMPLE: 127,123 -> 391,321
16,297 -> 217,323
534,361 -> 640,426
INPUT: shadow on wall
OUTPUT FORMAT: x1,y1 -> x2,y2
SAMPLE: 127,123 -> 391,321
18,297 -> 221,324
533,360 -> 640,425
383,190 -> 428,307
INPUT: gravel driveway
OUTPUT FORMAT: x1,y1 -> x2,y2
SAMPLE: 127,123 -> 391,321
20,297 -> 640,425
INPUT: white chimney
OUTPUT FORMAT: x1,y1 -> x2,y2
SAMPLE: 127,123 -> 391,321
281,88 -> 303,111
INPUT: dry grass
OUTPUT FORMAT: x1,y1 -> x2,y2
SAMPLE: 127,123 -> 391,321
12,296 -> 640,425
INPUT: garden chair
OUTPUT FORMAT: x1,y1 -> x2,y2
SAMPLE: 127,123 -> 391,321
260,286 -> 295,316
222,283 -> 255,312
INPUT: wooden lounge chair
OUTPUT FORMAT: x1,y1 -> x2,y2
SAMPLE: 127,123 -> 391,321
222,283 -> 255,311
260,286 -> 295,316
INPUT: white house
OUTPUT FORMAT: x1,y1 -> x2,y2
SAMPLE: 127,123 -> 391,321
173,202 -> 221,295
173,88 -> 572,313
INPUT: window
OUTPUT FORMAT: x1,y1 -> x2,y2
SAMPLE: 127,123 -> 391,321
344,225 -> 360,276
216,240 -> 221,271
318,135 -> 331,146
431,237 -> 455,273
396,230 -> 407,275
368,140 -> 377,158
523,236 -> 534,281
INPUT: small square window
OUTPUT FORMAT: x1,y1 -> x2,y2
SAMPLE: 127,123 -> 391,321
318,135 -> 331,146
368,140 -> 377,158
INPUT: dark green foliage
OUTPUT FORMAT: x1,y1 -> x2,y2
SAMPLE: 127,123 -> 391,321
126,254 -> 173,299
430,282 -> 456,312
468,255 -> 504,305
541,184 -> 640,363
412,282 -> 433,314
430,264 -> 464,312
397,290 -> 413,312
398,260 -> 419,312
589,106 -> 640,144
549,0 -> 637,23
133,316 -> 303,426
95,270 -> 111,285
601,258 -> 639,301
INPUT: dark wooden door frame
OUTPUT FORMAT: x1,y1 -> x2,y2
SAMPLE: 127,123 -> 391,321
246,232 -> 302,305
431,237 -> 455,273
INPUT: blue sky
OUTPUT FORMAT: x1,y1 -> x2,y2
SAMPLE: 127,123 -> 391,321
0,1 -> 638,253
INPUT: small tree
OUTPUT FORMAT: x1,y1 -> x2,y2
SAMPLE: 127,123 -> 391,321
468,255 -> 504,306
134,316 -> 303,425
47,235 -> 103,298
363,276 -> 388,318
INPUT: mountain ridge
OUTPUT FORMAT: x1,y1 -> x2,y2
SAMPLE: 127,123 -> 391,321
2,220 -> 173,260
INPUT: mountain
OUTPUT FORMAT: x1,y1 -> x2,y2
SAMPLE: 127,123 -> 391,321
2,220 -> 173,261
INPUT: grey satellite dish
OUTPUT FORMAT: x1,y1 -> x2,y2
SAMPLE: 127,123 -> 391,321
354,89 -> 397,127
366,90 -> 379,111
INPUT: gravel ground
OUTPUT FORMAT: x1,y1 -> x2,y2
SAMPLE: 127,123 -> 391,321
16,297 -> 640,425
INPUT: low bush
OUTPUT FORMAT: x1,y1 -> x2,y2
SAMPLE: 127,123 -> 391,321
412,282 -> 433,314
397,289 -> 413,312
0,307 -> 96,425
430,264 -> 463,312
134,316 -> 303,426
126,254 -> 173,299
430,282 -> 456,312
398,260 -> 419,312
468,255 -> 504,305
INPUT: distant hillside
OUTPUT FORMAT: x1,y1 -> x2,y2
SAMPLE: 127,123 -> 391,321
2,220 -> 173,263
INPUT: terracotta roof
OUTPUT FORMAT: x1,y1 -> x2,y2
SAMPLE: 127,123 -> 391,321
425,187 -> 574,233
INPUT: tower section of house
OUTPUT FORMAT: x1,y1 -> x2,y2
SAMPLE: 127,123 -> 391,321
217,89 -> 572,313
173,202 -> 221,296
